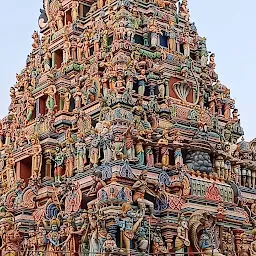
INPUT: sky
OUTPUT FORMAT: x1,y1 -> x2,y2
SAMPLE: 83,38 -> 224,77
0,0 -> 255,140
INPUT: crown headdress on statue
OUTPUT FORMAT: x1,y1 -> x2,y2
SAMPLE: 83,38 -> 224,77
50,217 -> 60,227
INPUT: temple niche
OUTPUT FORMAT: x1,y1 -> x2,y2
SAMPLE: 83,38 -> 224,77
0,0 -> 255,255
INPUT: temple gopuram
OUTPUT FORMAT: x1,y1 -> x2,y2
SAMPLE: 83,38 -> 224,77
0,0 -> 256,255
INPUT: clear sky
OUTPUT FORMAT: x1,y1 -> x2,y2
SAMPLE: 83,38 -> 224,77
0,0 -> 255,140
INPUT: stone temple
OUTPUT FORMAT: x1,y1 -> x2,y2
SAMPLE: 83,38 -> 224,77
0,0 -> 255,255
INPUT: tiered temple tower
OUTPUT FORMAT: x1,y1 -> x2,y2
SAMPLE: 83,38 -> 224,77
0,0 -> 256,255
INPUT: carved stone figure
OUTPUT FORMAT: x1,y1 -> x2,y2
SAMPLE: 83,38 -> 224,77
175,214 -> 190,254
132,170 -> 156,217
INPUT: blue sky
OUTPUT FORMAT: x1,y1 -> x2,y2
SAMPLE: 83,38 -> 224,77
0,0 -> 255,140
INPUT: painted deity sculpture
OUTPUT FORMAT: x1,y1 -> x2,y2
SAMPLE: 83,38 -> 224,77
116,202 -> 143,255
53,146 -> 65,182
132,170 -> 156,217
175,214 -> 190,254
30,135 -> 42,178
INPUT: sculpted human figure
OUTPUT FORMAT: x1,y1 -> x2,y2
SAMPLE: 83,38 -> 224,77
89,129 -> 101,167
45,84 -> 57,112
63,35 -> 71,64
30,135 -> 42,178
61,218 -> 76,256
183,31 -> 190,57
100,121 -> 113,163
116,203 -> 143,255
86,170 -> 106,197
65,143 -> 75,177
53,146 -> 65,182
175,214 -> 190,254
71,1 -> 79,22
135,130 -> 146,165
25,91 -> 35,122
77,37 -> 83,62
132,170 -> 156,217
72,211 -> 89,255
144,130 -> 154,167
45,217 -> 61,256
56,9 -> 64,30
63,91 -> 71,112
167,20 -> 176,52
5,151 -> 16,188
157,130 -> 170,169
214,143 -> 226,178
73,85 -> 82,109
123,125 -> 136,160
137,69 -> 147,96
103,233 -> 117,256
112,135 -> 124,161
75,134 -> 86,172
179,0 -> 190,21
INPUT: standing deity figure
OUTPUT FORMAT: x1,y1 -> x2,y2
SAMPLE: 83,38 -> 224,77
144,130 -> 154,167
72,211 -> 89,256
77,37 -> 83,62
61,218 -> 76,256
148,19 -> 161,48
157,130 -> 170,169
44,49 -> 52,72
112,135 -> 124,161
32,31 -> 40,49
132,170 -> 156,217
56,10 -> 64,30
5,151 -> 16,188
89,129 -> 101,167
137,69 -> 147,96
45,217 -> 61,256
214,143 -> 226,178
71,1 -> 79,23
73,85 -> 82,109
167,21 -> 176,52
63,35 -> 71,64
209,91 -> 216,114
200,38 -> 208,67
83,36 -> 90,59
123,125 -> 136,160
116,203 -> 143,255
63,91 -> 71,112
174,214 -> 190,254
26,92 -> 35,122
179,0 -> 190,21
45,84 -> 57,111
135,130 -> 146,165
75,135 -> 86,172
183,31 -> 190,57
31,135 -> 42,178
65,144 -> 75,177
53,146 -> 65,182
101,121 -> 113,163
88,214 -> 100,256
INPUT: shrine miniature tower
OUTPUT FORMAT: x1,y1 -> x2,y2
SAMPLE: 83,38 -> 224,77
0,0 -> 255,255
